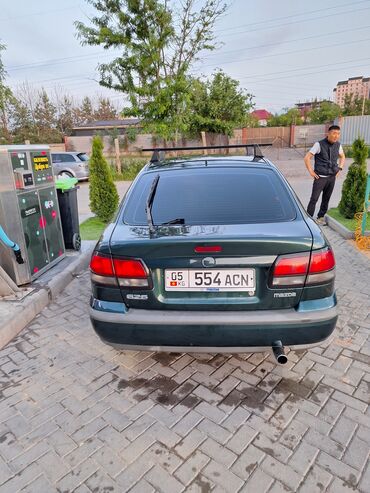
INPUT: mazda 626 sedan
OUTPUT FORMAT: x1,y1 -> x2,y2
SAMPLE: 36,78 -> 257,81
89,146 -> 337,364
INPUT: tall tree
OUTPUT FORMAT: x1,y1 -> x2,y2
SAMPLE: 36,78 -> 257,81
339,138 -> 368,218
267,107 -> 302,127
74,96 -> 94,124
307,101 -> 341,124
15,82 -> 39,131
0,42 -> 15,143
94,97 -> 118,120
8,100 -> 37,143
34,89 -> 61,142
75,0 -> 227,139
342,94 -> 370,116
89,135 -> 119,222
188,70 -> 254,136
51,87 -> 76,136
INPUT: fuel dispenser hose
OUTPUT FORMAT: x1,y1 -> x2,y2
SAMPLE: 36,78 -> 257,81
0,225 -> 24,264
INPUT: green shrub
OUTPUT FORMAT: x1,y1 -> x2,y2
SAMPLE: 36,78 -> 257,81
89,136 -> 119,222
338,138 -> 368,219
110,157 -> 147,180
343,145 -> 370,158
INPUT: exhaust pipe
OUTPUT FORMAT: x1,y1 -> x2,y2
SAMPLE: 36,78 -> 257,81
272,340 -> 288,365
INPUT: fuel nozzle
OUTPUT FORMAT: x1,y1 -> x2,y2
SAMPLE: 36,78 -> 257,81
14,249 -> 24,264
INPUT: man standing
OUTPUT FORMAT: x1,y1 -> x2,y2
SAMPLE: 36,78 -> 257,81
304,125 -> 345,225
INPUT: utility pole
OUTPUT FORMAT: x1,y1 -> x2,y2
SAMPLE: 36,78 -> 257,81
361,93 -> 366,116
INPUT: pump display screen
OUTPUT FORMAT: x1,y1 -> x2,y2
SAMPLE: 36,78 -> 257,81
30,151 -> 54,184
10,152 -> 29,171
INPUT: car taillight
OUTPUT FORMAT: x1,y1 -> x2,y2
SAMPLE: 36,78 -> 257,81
271,252 -> 310,287
271,248 -> 335,288
113,259 -> 149,287
90,253 -> 150,288
90,254 -> 114,277
306,248 -> 335,285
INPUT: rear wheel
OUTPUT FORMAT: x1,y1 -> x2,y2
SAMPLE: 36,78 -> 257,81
58,171 -> 73,179
72,233 -> 81,251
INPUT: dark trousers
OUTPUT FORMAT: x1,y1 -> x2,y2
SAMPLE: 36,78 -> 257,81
307,175 -> 336,218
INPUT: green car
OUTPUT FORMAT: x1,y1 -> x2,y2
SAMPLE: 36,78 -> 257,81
89,146 -> 337,364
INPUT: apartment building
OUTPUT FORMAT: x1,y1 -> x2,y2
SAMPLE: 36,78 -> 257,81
333,76 -> 370,107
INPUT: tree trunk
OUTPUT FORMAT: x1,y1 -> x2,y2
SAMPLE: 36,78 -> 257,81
114,138 -> 121,173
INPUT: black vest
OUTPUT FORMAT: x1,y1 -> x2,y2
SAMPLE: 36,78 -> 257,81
314,138 -> 341,176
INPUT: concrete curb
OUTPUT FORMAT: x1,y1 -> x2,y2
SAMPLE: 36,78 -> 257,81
0,245 -> 94,350
325,214 -> 355,240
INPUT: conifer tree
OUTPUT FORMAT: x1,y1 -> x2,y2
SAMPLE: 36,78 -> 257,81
89,136 -> 119,222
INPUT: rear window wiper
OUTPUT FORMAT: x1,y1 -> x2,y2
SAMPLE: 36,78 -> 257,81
159,218 -> 186,226
145,174 -> 160,234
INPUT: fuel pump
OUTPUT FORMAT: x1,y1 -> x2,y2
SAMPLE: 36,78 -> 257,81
0,145 -> 65,285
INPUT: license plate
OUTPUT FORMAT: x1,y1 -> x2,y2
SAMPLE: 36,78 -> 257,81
165,269 -> 255,292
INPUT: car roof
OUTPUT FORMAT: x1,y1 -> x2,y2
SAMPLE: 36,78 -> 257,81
146,155 -> 275,171
51,151 -> 85,155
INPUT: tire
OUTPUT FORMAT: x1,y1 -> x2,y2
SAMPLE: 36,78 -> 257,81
72,233 -> 81,251
58,171 -> 73,179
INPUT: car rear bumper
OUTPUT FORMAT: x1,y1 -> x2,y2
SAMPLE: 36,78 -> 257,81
75,169 -> 89,180
90,295 -> 338,351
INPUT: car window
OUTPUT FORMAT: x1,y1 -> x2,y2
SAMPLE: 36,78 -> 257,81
77,153 -> 89,161
123,167 -> 297,225
60,154 -> 75,163
52,154 -> 61,163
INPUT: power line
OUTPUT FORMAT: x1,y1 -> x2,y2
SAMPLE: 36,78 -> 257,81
234,56 -> 370,82
0,5 -> 79,23
217,5 -> 370,39
201,36 -> 370,70
202,25 -> 370,60
5,8 -> 370,73
8,23 -> 369,74
240,63 -> 370,87
215,0 -> 370,33
7,52 -> 107,71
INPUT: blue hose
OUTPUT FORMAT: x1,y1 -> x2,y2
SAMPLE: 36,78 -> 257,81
0,225 -> 24,264
0,225 -> 20,251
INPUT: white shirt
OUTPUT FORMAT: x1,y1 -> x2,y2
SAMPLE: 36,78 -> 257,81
309,142 -> 344,156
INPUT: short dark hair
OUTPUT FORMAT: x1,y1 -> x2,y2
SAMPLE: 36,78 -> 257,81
328,125 -> 340,131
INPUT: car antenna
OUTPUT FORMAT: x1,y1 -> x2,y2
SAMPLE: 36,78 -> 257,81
145,174 -> 160,236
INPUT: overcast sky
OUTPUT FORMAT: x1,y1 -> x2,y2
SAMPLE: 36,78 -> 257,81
1,0 -> 370,114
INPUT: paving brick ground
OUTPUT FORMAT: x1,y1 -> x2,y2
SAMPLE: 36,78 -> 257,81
0,228 -> 369,493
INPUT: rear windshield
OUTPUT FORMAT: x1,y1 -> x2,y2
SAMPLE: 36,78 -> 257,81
123,167 -> 297,225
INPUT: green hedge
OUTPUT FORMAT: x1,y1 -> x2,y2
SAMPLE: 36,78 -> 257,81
89,136 -> 119,222
109,157 -> 147,181
343,145 -> 370,158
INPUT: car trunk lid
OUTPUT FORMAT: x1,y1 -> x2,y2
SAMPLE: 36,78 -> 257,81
109,220 -> 313,310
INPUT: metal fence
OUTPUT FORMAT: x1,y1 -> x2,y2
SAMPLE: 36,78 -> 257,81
293,124 -> 326,148
335,115 -> 370,145
66,118 -> 370,156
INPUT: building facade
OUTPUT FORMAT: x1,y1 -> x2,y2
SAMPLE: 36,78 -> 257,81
296,100 -> 334,120
333,76 -> 370,107
250,109 -> 272,127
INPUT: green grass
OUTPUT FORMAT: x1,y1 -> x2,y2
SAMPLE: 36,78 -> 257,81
80,217 -> 107,240
327,207 -> 370,232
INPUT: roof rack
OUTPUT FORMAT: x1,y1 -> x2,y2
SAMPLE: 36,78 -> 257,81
142,144 -> 270,164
